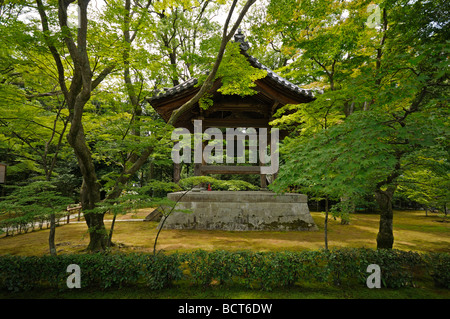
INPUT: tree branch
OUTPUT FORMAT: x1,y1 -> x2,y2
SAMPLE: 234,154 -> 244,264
92,64 -> 116,90
167,0 -> 256,125
105,146 -> 155,201
25,91 -> 63,99
35,0 -> 69,100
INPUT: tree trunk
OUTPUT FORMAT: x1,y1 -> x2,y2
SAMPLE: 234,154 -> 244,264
84,211 -> 107,252
37,0 -> 117,253
173,162 -> 181,184
375,186 -> 395,249
324,196 -> 329,251
49,213 -> 57,256
107,211 -> 117,249
79,180 -> 106,252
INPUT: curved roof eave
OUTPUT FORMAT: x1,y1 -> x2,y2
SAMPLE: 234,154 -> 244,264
147,30 -> 315,105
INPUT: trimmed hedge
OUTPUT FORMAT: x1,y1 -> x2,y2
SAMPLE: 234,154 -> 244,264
181,249 -> 439,290
0,249 -> 449,292
0,253 -> 182,292
179,176 -> 259,191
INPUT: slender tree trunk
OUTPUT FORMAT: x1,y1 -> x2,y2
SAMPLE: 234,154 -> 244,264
153,189 -> 191,255
49,213 -> 57,256
375,186 -> 396,249
173,162 -> 181,184
324,196 -> 329,251
107,211 -> 117,249
154,208 -> 169,256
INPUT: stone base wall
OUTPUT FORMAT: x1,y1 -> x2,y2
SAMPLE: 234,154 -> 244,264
159,191 -> 318,231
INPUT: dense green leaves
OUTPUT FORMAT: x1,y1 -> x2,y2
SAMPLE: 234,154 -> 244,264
272,110 -> 395,199
1,249 -> 448,291
179,176 -> 259,191
216,42 -> 267,97
0,253 -> 182,291
0,0 -> 448,252
0,181 -> 73,236
267,0 -> 448,221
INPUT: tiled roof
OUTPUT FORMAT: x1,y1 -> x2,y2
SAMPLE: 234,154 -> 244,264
149,78 -> 198,101
244,52 -> 314,99
148,29 -> 314,102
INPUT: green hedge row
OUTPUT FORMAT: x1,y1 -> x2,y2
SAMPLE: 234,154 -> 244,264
179,176 -> 259,191
0,253 -> 182,292
181,249 -> 450,290
1,249 -> 449,292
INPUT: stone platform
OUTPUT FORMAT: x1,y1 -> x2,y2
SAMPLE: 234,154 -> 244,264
159,190 -> 318,231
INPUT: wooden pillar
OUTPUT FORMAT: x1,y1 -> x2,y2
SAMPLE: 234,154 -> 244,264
173,162 -> 181,184
259,128 -> 270,190
260,172 -> 267,190
259,154 -> 267,190
172,139 -> 181,183
272,172 -> 278,184
194,163 -> 202,176
194,141 -> 206,176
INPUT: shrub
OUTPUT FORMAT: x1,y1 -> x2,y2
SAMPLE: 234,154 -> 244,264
358,248 -> 424,288
239,251 -> 299,290
326,248 -> 426,288
179,176 -> 217,190
138,180 -> 182,198
214,180 -> 259,191
297,250 -> 331,283
1,249 -> 448,292
424,253 -> 450,288
184,250 -> 240,286
179,176 -> 258,191
0,253 -> 182,292
183,249 -> 448,290
184,250 -> 330,291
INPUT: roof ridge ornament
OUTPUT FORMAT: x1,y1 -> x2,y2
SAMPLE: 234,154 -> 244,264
234,28 -> 250,51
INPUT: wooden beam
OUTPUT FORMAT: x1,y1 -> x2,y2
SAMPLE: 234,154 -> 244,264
209,102 -> 269,110
201,118 -> 270,128
271,101 -> 280,114
213,101 -> 264,107
254,79 -> 312,105
205,105 -> 268,116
